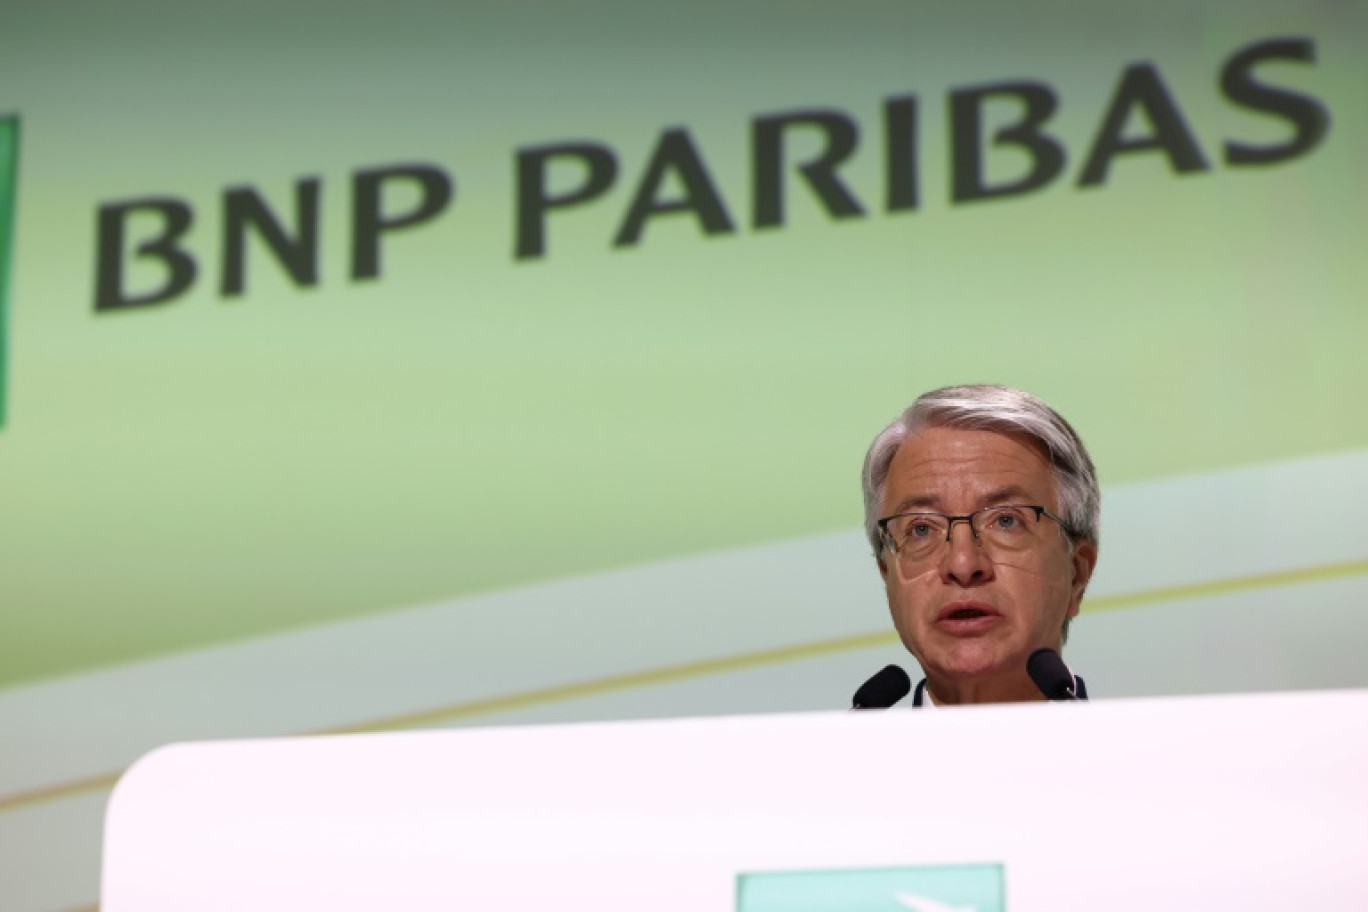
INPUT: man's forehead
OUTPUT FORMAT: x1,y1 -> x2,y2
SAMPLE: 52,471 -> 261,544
882,426 -> 1057,511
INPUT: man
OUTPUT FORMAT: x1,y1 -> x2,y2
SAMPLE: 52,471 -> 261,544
861,384 -> 1099,705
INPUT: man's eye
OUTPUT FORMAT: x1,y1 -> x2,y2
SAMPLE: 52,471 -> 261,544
989,509 -> 1027,531
908,521 -> 936,539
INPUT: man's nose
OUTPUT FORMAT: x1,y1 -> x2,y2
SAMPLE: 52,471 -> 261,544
939,520 -> 993,586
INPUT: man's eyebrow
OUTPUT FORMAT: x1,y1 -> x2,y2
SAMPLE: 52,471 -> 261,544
982,486 -> 1033,504
887,486 -> 1036,515
888,494 -> 941,514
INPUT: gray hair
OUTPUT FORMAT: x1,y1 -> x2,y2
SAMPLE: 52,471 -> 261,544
861,384 -> 1100,557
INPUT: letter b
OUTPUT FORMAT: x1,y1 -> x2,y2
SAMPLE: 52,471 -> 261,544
94,198 -> 197,311
950,82 -> 1065,203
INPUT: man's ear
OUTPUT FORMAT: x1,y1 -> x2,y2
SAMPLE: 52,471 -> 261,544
1067,539 -> 1099,616
876,553 -> 890,582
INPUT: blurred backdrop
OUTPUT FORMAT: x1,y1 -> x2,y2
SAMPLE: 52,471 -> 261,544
2,1 -> 1367,908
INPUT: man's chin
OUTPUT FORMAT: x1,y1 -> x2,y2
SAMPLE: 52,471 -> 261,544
925,642 -> 1019,681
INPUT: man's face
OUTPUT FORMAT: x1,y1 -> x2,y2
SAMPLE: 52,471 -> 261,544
878,426 -> 1097,693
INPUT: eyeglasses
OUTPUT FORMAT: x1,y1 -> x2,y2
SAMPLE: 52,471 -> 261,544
877,504 -> 1074,566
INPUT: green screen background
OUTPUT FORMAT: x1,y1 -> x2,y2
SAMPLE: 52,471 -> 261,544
2,1 -> 1365,685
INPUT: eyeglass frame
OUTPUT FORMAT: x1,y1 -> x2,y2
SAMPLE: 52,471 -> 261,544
876,504 -> 1078,559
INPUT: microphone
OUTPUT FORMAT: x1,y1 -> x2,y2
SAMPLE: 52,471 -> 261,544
1027,648 -> 1079,701
852,664 -> 911,709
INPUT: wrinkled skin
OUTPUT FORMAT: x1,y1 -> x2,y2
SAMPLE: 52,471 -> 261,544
878,427 -> 1097,704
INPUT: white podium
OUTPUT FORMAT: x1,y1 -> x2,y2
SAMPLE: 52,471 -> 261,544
103,691 -> 1368,911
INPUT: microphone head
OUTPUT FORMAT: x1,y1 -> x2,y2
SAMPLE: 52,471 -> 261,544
852,664 -> 911,709
1027,647 -> 1076,700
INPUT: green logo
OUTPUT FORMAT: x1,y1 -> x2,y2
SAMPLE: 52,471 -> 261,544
737,863 -> 1005,912
0,114 -> 18,427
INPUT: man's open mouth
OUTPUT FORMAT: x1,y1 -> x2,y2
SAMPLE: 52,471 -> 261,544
936,603 -> 1001,626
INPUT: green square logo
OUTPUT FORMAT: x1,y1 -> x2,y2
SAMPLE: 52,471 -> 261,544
737,863 -> 1005,912
0,114 -> 18,427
